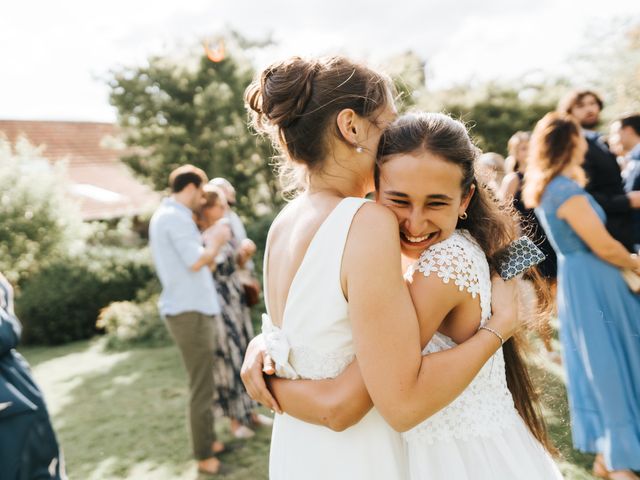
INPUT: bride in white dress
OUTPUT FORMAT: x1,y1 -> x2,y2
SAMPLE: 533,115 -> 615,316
242,57 -> 522,480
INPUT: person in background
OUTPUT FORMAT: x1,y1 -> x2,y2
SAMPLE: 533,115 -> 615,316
558,89 -> 640,251
611,114 -> 640,251
195,185 -> 270,440
0,271 -> 66,480
476,152 -> 505,193
499,131 -> 558,356
209,178 -> 257,269
524,112 -> 640,480
209,178 -> 260,307
148,165 -> 231,476
608,120 -> 629,172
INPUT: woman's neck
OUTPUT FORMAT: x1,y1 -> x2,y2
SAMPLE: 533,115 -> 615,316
307,161 -> 371,199
559,165 -> 578,178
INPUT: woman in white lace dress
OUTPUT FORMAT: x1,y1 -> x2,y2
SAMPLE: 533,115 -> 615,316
254,112 -> 563,479
241,57 -> 522,480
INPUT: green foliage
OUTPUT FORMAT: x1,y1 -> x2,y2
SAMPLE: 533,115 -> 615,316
0,139 -> 85,286
97,296 -> 170,350
383,51 -> 426,112
570,18 -> 640,120
15,247 -> 155,345
418,83 -> 557,155
107,35 -> 283,221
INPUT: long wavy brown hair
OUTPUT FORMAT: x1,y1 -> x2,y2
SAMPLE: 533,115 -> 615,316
377,112 -> 556,454
522,112 -> 586,209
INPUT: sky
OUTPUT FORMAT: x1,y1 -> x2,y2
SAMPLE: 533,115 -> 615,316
1,0 -> 638,122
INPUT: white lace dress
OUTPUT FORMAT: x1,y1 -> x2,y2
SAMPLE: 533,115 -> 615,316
262,198 -> 407,480
403,230 -> 563,480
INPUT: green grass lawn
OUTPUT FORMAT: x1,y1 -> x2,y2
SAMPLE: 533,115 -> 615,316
22,338 -> 597,479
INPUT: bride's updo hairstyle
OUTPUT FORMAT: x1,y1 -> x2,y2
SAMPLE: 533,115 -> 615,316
245,56 -> 392,192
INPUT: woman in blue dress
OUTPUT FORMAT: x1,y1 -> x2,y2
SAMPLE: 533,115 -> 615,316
523,112 -> 640,479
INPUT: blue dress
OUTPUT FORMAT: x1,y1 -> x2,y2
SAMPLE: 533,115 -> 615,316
535,175 -> 640,470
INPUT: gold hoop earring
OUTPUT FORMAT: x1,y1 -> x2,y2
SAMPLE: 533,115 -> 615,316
459,212 -> 468,220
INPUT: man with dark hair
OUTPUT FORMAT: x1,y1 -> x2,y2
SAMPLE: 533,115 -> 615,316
149,164 -> 231,475
611,114 -> 640,249
558,90 -> 640,251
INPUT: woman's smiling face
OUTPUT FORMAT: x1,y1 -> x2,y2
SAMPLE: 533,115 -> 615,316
376,150 -> 474,259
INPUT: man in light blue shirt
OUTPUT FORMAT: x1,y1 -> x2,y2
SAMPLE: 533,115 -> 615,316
149,164 -> 230,475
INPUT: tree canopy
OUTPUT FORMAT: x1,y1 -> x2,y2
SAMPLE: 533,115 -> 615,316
108,39 -> 281,221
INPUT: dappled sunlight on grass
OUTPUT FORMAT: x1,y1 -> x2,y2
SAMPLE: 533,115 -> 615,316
21,333 -> 601,479
529,338 -> 596,480
22,339 -> 271,479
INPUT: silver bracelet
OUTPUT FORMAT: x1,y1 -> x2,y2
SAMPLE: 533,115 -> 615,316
478,325 -> 505,346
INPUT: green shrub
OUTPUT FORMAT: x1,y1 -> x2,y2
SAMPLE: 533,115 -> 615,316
15,246 -> 155,345
97,296 -> 170,350
0,138 -> 85,286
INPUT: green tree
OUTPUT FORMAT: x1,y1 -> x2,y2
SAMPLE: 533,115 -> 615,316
383,51 -> 426,112
107,36 -> 282,221
418,82 -> 557,155
570,18 -> 640,120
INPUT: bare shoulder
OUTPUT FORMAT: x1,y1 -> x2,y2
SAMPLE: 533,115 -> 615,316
557,193 -> 590,219
351,202 -> 398,235
343,202 -> 402,279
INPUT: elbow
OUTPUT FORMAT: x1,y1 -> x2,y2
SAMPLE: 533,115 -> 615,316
387,416 -> 415,433
323,399 -> 368,432
326,417 -> 351,432
381,405 -> 437,433
324,404 -> 355,432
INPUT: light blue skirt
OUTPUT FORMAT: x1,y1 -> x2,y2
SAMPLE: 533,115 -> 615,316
557,251 -> 640,470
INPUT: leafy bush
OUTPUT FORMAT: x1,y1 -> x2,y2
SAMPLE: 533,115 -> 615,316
15,246 -> 155,345
97,296 -> 170,350
0,138 -> 85,286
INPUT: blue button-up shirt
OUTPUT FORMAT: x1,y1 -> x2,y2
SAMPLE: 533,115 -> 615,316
149,198 -> 220,316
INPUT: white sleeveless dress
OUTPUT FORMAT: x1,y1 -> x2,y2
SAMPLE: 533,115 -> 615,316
262,197 -> 407,480
402,230 -> 563,480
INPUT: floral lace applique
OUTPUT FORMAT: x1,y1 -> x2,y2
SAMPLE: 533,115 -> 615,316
403,230 -> 518,444
405,230 -> 492,324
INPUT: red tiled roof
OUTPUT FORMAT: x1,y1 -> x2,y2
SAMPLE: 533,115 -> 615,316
0,120 -> 160,220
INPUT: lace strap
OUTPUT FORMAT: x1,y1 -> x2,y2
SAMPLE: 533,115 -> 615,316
406,231 -> 492,323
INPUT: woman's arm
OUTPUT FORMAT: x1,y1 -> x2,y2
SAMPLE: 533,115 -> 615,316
557,195 -> 640,270
192,223 -> 231,272
344,203 -> 518,432
268,360 -> 373,431
241,204 -> 518,432
236,239 -> 257,268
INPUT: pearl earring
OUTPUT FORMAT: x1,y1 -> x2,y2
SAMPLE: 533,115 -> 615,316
355,146 -> 363,153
